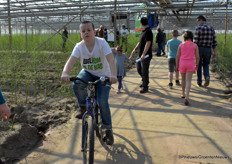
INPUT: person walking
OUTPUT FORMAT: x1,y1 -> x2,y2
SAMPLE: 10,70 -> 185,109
61,21 -> 117,145
166,30 -> 182,89
194,15 -> 217,87
155,27 -> 165,56
176,31 -> 199,106
162,29 -> 167,55
62,26 -> 68,49
120,24 -> 129,51
112,45 -> 130,94
129,17 -> 153,93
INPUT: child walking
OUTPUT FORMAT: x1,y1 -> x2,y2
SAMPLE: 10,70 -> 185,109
176,31 -> 199,105
61,21 -> 117,145
112,45 -> 130,94
166,30 -> 182,89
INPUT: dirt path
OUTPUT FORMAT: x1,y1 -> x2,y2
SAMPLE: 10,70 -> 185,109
16,55 -> 232,164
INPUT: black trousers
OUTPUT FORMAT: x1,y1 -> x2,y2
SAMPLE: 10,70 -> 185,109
136,57 -> 151,89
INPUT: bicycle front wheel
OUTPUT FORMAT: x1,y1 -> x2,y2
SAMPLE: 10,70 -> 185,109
83,116 -> 95,164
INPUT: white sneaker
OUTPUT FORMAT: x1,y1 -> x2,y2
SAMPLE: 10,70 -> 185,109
116,89 -> 120,94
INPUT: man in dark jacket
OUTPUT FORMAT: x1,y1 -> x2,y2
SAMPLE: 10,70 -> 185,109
156,27 -> 165,56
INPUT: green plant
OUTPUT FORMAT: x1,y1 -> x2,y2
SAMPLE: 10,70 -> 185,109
214,34 -> 232,77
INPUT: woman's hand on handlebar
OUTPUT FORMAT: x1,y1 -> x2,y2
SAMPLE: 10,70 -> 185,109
61,72 -> 70,83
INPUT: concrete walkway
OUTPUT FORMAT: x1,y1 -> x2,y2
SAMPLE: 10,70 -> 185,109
20,55 -> 232,164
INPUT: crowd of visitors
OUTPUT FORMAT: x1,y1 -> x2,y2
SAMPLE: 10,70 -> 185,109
58,15 -> 216,110
123,15 -> 216,106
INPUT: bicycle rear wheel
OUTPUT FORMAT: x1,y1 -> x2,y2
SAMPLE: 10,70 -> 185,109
83,116 -> 95,164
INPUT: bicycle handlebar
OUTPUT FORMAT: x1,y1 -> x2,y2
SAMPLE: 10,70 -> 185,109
70,77 -> 88,84
70,76 -> 110,85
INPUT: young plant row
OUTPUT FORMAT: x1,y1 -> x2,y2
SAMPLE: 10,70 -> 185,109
0,33 -> 230,103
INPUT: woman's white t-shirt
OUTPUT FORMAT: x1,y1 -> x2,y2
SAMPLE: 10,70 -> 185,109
71,37 -> 112,77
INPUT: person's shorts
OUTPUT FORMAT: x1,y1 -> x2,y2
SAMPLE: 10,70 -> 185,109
168,58 -> 176,72
179,59 -> 195,73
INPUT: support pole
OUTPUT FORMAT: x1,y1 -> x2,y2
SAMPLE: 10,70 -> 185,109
7,0 -> 12,51
114,0 -> 117,47
224,0 -> 228,51
127,12 -> 130,32
24,2 -> 28,51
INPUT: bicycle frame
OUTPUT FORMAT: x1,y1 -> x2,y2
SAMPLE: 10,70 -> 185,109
70,77 -> 108,153
81,95 -> 97,150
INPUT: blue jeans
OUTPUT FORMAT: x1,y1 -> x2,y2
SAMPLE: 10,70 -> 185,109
162,42 -> 166,52
72,70 -> 112,128
157,42 -> 165,56
197,47 -> 212,85
117,76 -> 122,90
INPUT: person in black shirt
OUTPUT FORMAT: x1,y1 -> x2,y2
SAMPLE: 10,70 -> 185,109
129,17 -> 153,93
62,26 -> 68,49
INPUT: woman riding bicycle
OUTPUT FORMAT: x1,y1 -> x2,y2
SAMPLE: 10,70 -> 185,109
61,21 -> 117,145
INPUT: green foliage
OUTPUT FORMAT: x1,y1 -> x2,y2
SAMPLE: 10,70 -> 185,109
0,33 -> 81,52
0,50 -> 81,102
214,34 -> 232,77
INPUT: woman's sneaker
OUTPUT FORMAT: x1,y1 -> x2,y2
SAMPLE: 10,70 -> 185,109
105,129 -> 114,145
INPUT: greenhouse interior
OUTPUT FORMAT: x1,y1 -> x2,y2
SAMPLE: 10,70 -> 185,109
0,0 -> 232,163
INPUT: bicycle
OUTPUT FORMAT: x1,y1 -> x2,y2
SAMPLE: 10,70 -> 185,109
70,76 -> 111,164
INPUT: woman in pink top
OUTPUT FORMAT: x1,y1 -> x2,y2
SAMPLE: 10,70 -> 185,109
176,31 -> 199,105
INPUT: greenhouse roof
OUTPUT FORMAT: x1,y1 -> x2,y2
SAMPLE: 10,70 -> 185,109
0,0 -> 231,29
